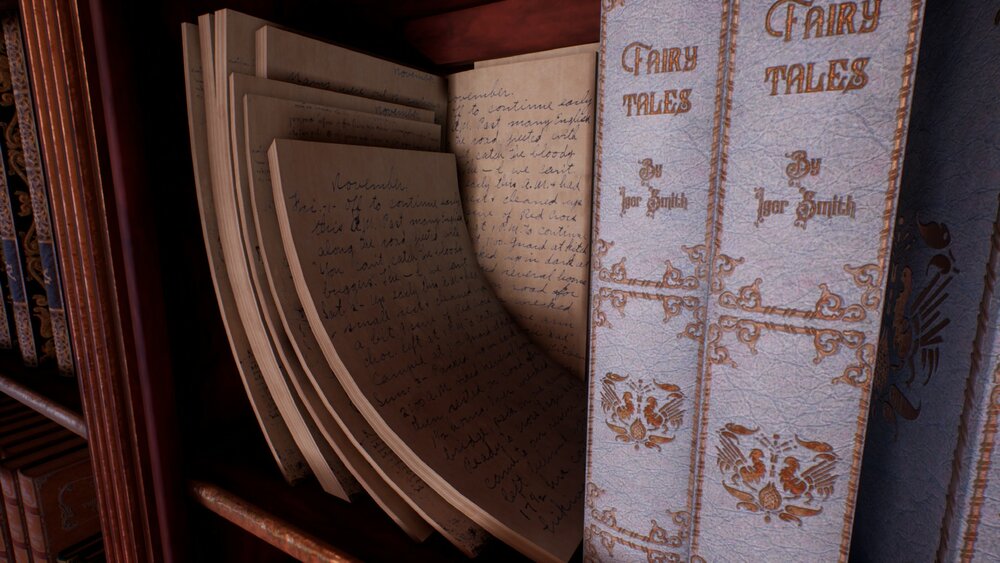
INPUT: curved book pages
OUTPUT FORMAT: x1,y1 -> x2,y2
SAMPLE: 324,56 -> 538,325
269,140 -> 586,563
180,22 -> 308,483
587,0 -> 925,561
197,12 -> 359,499
236,88 -> 488,553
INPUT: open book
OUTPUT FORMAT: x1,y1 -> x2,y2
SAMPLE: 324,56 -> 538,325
182,9 -> 598,561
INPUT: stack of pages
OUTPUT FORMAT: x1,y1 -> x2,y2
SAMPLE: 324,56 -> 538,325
182,9 -> 597,561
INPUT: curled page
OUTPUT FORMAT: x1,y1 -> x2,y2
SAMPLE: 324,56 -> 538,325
239,93 -> 488,553
269,140 -> 585,563
448,52 -> 597,378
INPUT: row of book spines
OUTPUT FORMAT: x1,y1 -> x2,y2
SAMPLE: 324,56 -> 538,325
0,394 -> 94,563
0,15 -> 74,377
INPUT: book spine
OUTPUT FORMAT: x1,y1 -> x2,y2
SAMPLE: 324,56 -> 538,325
848,2 -> 1000,561
0,48 -> 33,366
590,0 -> 926,560
16,473 -> 47,563
2,18 -> 73,375
0,480 -> 10,562
585,1 -> 732,561
0,244 -> 15,350
690,0 -> 925,560
0,467 -> 29,563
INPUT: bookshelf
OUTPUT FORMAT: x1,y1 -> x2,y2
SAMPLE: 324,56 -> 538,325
4,0 -> 598,560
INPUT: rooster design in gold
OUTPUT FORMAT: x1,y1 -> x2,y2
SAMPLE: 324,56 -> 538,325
716,424 -> 838,526
600,372 -> 684,451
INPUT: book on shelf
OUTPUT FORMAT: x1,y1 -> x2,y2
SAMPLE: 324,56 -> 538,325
17,447 -> 99,563
177,2 -> 1000,561
0,399 -> 85,563
184,8 -> 594,561
0,14 -> 73,376
851,2 -> 1000,561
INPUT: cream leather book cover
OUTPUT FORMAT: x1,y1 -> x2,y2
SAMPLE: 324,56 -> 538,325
588,1 -> 925,561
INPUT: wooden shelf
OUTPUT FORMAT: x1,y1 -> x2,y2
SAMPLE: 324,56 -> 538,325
187,433 -> 559,563
0,354 -> 86,439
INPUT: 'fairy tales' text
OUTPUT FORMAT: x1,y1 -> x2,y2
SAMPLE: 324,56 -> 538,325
764,58 -> 869,96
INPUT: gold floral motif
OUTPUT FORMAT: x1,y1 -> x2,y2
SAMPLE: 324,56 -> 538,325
719,277 -> 867,322
593,238 -> 743,294
584,482 -> 689,562
593,287 -> 701,340
716,424 -> 837,526
601,0 -> 625,12
600,373 -> 684,451
843,263 -> 882,311
707,316 -> 873,385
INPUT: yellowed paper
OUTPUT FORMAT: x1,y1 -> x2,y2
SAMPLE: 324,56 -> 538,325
447,53 -> 596,378
255,25 -> 448,126
205,9 -> 360,501
240,94 -> 488,555
474,43 -> 599,68
184,21 -> 309,483
270,140 -> 585,563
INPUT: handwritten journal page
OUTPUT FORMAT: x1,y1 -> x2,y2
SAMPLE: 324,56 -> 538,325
270,140 -> 585,563
181,23 -> 308,483
239,94 -> 490,553
447,53 -> 596,378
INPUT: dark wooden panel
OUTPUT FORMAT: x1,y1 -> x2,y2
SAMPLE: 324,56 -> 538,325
405,0 -> 600,66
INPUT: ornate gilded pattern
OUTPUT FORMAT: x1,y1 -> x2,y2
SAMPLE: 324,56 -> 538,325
584,482 -> 689,562
872,217 -> 955,433
706,315 -> 873,387
592,287 -> 703,340
716,424 -> 838,526
600,372 -> 684,450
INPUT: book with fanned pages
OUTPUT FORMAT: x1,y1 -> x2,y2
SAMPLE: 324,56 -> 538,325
851,2 -> 1000,561
183,7 -> 598,560
2,16 -> 74,376
586,0 -> 924,561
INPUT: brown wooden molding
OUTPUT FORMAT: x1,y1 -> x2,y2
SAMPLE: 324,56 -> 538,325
17,0 -> 160,560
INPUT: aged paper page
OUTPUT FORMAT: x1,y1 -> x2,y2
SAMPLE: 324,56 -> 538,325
255,26 -> 448,126
270,140 -> 585,563
474,43 -> 599,68
447,53 -> 596,377
241,94 -> 487,555
183,22 -> 308,483
204,9 -> 360,501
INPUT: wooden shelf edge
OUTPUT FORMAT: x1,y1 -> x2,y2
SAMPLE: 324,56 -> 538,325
190,480 -> 360,563
0,372 -> 87,439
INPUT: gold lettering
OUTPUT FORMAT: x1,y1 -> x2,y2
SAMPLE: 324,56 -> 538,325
620,41 -> 700,75
846,57 -> 869,92
764,65 -> 787,96
621,41 -> 650,76
667,47 -> 682,72
804,6 -> 825,38
684,46 -> 698,71
860,0 -> 880,33
767,0 -> 880,41
836,2 -> 857,35
623,93 -> 637,116
647,48 -> 661,75
764,57 -> 870,96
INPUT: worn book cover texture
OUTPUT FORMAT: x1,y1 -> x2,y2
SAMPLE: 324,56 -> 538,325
0,35 -> 53,369
587,1 -> 924,561
851,2 -> 1000,561
2,17 -> 73,375
18,449 -> 99,562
